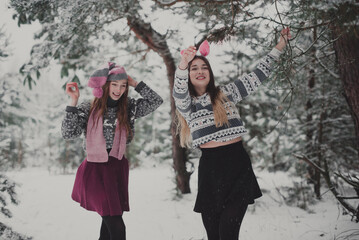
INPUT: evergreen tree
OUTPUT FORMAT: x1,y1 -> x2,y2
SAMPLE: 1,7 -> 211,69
0,25 -> 32,240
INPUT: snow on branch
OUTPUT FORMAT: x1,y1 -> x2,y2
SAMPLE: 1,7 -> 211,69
293,154 -> 325,174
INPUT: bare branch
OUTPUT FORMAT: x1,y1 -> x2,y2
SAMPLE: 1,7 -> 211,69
337,196 -> 359,200
153,0 -> 231,7
315,55 -> 340,79
293,154 -> 326,174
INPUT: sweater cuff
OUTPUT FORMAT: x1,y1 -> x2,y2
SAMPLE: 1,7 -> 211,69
135,81 -> 146,92
66,106 -> 78,113
269,47 -> 283,60
175,67 -> 189,78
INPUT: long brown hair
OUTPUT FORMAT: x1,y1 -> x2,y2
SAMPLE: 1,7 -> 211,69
89,81 -> 132,137
176,56 -> 233,147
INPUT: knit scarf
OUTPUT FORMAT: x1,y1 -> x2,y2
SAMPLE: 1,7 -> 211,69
86,110 -> 127,163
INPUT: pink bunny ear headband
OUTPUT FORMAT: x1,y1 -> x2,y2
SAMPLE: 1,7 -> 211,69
181,39 -> 210,57
88,62 -> 128,98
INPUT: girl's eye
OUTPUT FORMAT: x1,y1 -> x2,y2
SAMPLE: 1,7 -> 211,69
191,68 -> 197,71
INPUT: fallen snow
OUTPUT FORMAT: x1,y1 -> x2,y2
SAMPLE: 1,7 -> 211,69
1,162 -> 358,240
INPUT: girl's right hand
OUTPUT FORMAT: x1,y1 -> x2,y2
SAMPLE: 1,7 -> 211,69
179,46 -> 197,70
66,82 -> 80,106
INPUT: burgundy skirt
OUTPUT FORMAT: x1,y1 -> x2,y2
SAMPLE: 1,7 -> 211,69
72,156 -> 129,216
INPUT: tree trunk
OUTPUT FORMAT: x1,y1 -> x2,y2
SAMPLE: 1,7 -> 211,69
332,25 -> 359,162
17,138 -> 23,167
307,25 -> 321,198
127,16 -> 192,193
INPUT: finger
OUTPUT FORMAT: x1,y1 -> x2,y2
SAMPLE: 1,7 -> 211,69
67,82 -> 77,86
66,84 -> 74,91
66,83 -> 78,90
182,50 -> 197,57
286,27 -> 291,35
186,46 -> 197,53
66,84 -> 78,93
281,27 -> 289,35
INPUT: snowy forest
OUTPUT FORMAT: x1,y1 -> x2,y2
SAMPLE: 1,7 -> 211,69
1,0 -> 359,239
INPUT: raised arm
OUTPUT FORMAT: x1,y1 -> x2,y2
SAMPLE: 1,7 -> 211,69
172,46 -> 197,121
128,75 -> 163,119
61,82 -> 90,139
222,27 -> 291,103
61,101 -> 91,140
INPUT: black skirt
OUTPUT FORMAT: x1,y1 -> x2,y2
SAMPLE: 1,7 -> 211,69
194,141 -> 262,214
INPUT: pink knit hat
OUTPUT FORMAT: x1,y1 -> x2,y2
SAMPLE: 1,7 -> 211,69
88,62 -> 127,98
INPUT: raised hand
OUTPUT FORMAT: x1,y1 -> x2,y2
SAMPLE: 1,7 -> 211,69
275,27 -> 291,51
179,46 -> 197,70
127,75 -> 138,88
66,82 -> 80,106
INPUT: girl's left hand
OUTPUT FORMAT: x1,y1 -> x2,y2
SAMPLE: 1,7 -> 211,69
127,75 -> 138,88
275,27 -> 291,51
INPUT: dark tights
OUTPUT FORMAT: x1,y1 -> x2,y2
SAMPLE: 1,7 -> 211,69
99,215 -> 126,240
201,202 -> 248,240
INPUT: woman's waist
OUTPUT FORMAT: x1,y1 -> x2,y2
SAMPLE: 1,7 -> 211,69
191,126 -> 247,148
200,136 -> 242,149
199,137 -> 246,157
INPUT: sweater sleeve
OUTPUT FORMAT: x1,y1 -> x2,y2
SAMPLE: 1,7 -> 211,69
172,68 -> 192,121
221,47 -> 282,103
61,101 -> 91,140
132,81 -> 163,119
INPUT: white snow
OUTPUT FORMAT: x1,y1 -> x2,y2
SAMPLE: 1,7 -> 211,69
1,163 -> 358,240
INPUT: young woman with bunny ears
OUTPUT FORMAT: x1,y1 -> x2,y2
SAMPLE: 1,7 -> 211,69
61,63 -> 163,240
173,28 -> 291,240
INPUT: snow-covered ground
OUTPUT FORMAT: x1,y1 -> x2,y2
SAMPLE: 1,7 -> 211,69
2,162 -> 358,240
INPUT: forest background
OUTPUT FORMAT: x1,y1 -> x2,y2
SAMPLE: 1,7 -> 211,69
1,0 -> 358,239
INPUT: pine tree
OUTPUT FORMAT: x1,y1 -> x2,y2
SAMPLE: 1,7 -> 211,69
0,25 -> 32,240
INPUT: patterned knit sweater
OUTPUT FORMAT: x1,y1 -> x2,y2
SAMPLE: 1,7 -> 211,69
173,48 -> 282,148
61,81 -> 163,150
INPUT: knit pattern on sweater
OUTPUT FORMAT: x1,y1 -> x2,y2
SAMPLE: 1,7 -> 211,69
173,48 -> 282,148
61,81 -> 163,150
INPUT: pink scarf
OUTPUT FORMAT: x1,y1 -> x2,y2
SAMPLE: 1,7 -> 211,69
86,110 -> 127,163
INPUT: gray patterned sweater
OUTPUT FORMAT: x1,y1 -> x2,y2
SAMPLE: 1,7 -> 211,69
61,81 -> 163,150
173,48 -> 282,148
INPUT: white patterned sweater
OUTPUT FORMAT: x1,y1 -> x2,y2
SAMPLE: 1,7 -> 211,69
173,48 -> 282,148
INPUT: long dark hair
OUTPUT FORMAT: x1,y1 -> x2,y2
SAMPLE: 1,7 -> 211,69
89,81 -> 131,137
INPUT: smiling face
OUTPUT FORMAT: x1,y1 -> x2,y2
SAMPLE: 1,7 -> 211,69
108,79 -> 128,100
189,58 -> 210,95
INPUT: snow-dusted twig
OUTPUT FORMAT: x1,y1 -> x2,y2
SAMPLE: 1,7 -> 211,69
293,154 -> 325,174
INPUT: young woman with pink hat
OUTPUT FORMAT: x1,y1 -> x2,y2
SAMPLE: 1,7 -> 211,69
61,62 -> 163,240
173,27 -> 291,240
